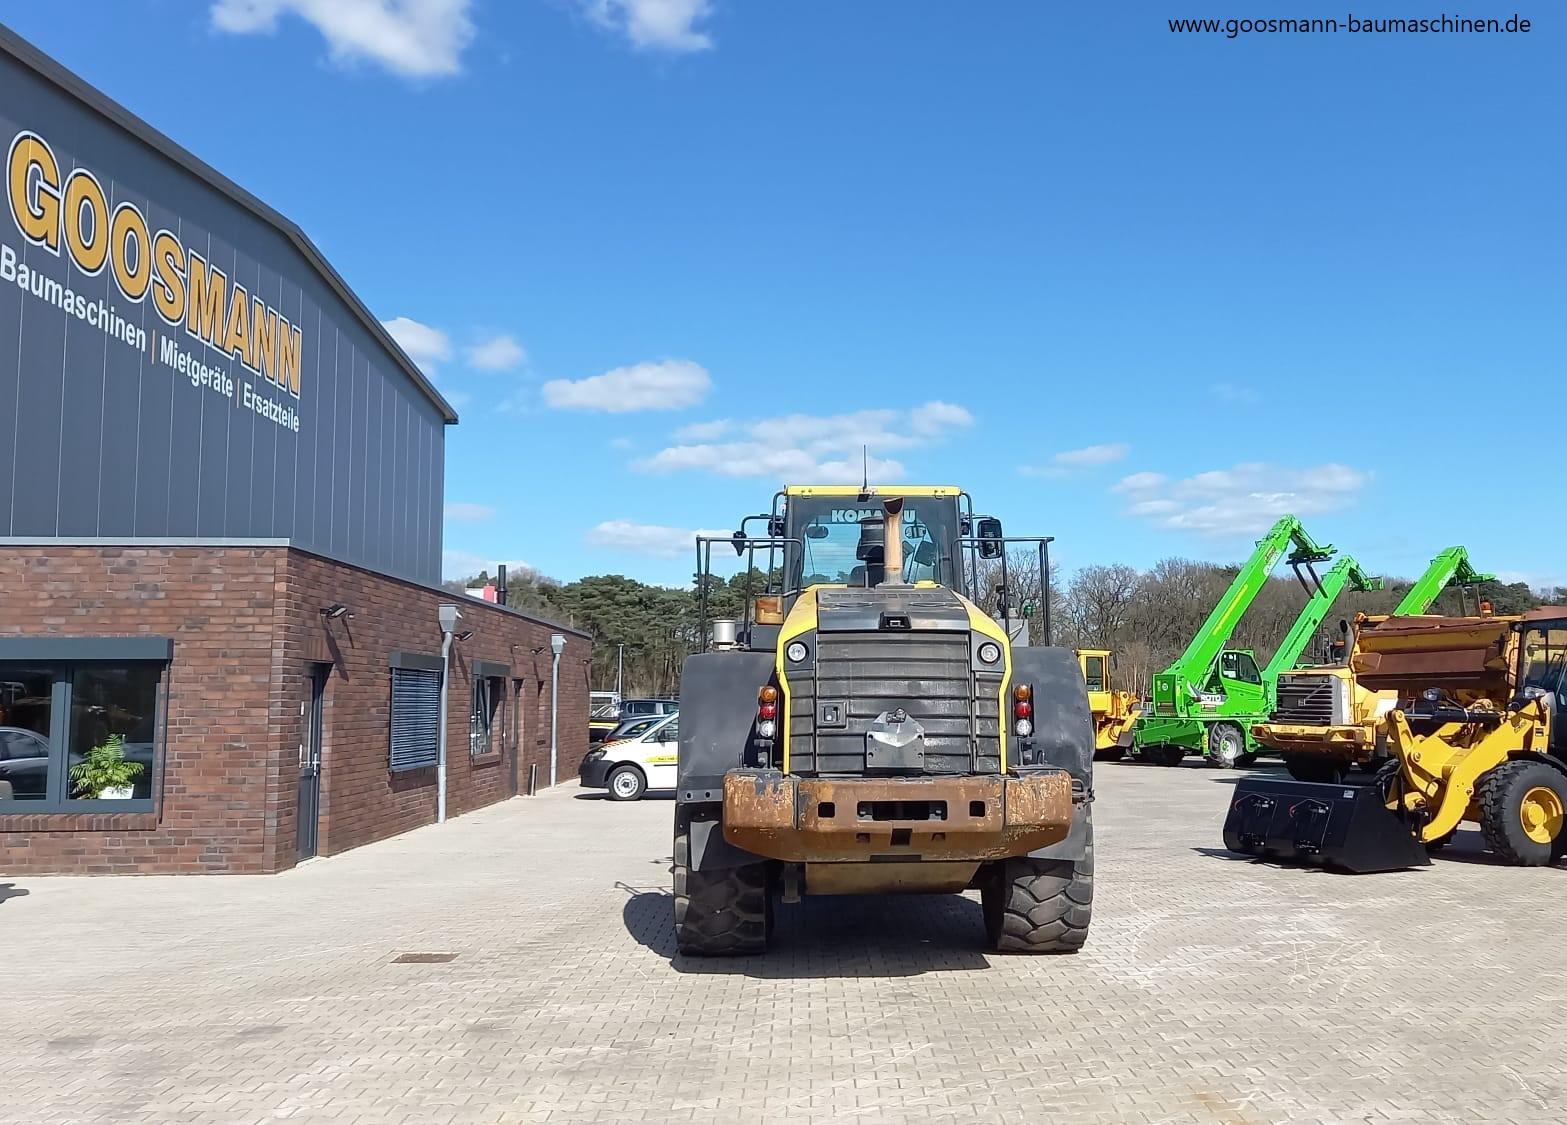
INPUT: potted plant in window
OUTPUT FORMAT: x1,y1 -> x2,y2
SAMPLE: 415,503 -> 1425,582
70,733 -> 144,800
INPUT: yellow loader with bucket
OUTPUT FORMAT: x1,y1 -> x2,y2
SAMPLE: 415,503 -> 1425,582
1077,649 -> 1140,760
1224,608 -> 1567,872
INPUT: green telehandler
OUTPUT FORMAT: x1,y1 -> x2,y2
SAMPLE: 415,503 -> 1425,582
1131,516 -> 1381,767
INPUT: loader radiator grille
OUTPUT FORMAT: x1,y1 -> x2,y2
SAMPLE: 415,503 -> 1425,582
786,631 -> 1001,776
1272,677 -> 1335,725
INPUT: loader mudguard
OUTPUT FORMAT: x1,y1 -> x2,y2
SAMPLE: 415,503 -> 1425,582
1029,801 -> 1092,860
1012,646 -> 1095,785
676,651 -> 775,798
1013,646 -> 1095,861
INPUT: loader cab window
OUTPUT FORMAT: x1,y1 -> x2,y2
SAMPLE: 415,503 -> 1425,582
787,496 -> 960,588
1519,625 -> 1567,696
1083,656 -> 1106,692
1219,651 -> 1262,685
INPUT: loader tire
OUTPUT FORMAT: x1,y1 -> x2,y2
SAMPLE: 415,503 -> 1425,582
983,816 -> 1093,954
1208,723 -> 1249,769
1478,761 -> 1567,867
672,826 -> 770,956
1284,754 -> 1346,784
1096,747 -> 1126,762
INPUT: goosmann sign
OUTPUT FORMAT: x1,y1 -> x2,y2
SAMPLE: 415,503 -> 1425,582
6,129 -> 303,397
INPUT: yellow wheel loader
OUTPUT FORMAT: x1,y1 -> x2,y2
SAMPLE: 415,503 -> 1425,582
1254,611 -> 1519,783
675,486 -> 1095,955
1224,608 -> 1567,872
1076,649 -> 1140,760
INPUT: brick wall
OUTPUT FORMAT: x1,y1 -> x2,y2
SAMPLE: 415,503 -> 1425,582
0,546 -> 591,874
280,551 -> 593,865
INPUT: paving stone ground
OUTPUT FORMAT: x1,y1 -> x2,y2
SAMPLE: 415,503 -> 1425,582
5,759 -> 1566,1124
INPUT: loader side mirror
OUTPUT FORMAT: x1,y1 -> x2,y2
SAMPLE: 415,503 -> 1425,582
976,517 -> 1003,558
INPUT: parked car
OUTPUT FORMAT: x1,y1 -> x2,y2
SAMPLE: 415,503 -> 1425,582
617,698 -> 679,719
590,697 -> 678,743
0,726 -> 49,799
578,712 -> 679,801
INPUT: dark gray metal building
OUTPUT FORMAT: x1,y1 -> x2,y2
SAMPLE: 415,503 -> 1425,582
0,24 -> 455,584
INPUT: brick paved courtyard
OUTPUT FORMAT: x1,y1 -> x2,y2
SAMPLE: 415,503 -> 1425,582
5,761 -> 1565,1124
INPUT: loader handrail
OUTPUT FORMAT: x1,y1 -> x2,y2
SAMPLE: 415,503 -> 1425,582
695,535 -> 805,653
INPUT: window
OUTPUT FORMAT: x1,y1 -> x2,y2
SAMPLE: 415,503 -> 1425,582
1083,656 -> 1106,693
470,675 -> 504,757
0,654 -> 165,810
1220,651 -> 1262,685
390,667 -> 440,771
786,495 -> 961,588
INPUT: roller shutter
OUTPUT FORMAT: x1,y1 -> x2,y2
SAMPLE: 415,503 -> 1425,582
390,667 -> 441,770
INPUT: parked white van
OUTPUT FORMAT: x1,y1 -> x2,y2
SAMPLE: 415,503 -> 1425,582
578,711 -> 678,801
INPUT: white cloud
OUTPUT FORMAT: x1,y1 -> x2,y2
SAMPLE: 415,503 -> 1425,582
1020,442 -> 1129,478
381,316 -> 451,374
1116,462 -> 1369,537
445,502 -> 494,522
586,520 -> 730,558
910,401 -> 974,436
543,359 -> 711,413
1211,381 -> 1261,404
673,418 -> 733,442
581,0 -> 714,52
1113,471 -> 1168,493
211,0 -> 474,77
636,401 -> 971,482
1053,442 -> 1129,467
442,549 -> 530,580
466,334 -> 527,372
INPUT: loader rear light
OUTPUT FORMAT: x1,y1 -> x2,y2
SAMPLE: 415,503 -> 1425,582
1013,683 -> 1034,740
757,684 -> 779,739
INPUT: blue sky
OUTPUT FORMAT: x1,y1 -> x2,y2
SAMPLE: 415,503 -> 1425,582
8,1 -> 1561,588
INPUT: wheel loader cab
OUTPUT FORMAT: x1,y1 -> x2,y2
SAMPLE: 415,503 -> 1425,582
676,485 -> 1095,957
1514,614 -> 1567,756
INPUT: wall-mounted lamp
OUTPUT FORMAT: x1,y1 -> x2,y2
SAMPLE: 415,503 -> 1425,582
320,603 -> 353,620
454,629 -> 475,642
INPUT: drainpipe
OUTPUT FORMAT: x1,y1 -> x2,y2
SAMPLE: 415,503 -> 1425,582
549,633 -> 566,787
437,604 -> 461,823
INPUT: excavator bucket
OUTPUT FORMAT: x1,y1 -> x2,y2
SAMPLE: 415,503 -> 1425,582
1222,775 -> 1431,873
